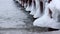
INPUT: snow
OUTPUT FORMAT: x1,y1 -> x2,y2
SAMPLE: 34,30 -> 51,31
0,0 -> 30,28
0,20 -> 25,28
0,29 -> 41,34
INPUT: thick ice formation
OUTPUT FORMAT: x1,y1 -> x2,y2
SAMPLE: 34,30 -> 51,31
53,0 -> 60,11
48,0 -> 60,22
33,0 -> 60,29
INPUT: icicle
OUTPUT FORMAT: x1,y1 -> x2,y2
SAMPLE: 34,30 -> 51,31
25,0 -> 32,11
21,0 -> 24,6
30,0 -> 36,15
33,0 -> 43,18
19,0 -> 22,4
25,0 -> 30,11
24,3 -> 27,8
